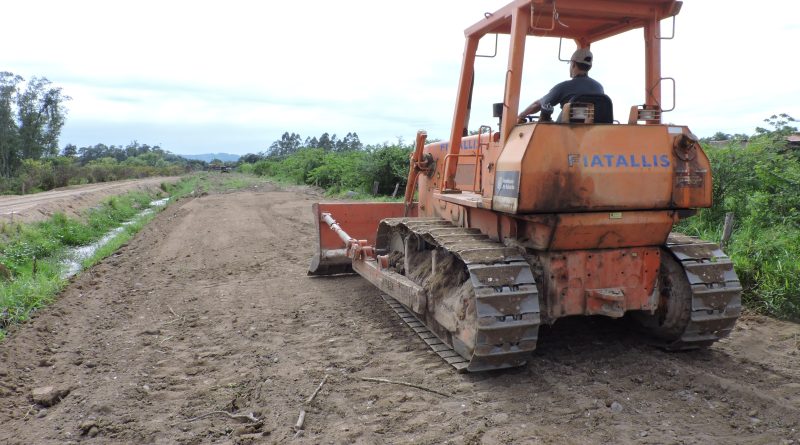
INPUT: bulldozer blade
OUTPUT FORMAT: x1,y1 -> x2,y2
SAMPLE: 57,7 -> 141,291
307,202 -> 416,276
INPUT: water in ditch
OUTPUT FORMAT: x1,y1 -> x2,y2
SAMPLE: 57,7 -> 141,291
60,198 -> 169,279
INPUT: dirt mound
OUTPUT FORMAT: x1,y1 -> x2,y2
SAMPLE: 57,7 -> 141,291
0,177 -> 181,225
0,184 -> 798,444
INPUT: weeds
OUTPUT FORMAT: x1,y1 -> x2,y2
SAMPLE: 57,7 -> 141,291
0,190 -> 165,337
0,172 -> 278,337
680,132 -> 800,320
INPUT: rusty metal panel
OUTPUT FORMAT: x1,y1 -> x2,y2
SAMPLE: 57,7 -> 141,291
521,211 -> 673,251
540,247 -> 660,319
551,211 -> 673,250
313,202 -> 415,252
490,125 -> 713,215
309,202 -> 417,276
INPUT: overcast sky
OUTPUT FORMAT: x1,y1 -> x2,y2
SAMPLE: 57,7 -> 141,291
3,0 -> 799,156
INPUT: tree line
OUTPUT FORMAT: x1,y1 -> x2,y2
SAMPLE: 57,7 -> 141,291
239,131 -> 412,196
0,72 -> 202,194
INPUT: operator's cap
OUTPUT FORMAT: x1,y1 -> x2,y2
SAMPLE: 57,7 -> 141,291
570,48 -> 593,67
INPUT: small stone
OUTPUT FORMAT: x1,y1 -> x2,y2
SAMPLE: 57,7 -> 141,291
492,413 -> 509,423
32,386 -> 70,407
610,402 -> 623,413
36,409 -> 48,418
233,425 -> 258,436
87,426 -> 99,438
748,409 -> 758,417
640,431 -> 649,437
79,420 -> 97,435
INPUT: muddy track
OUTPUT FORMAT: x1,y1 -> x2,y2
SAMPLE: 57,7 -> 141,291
0,182 -> 798,444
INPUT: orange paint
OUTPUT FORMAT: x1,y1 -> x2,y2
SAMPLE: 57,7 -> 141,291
311,1 -> 704,322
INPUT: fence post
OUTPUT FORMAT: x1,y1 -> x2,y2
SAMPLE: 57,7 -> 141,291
391,183 -> 400,198
720,212 -> 735,250
372,181 -> 380,196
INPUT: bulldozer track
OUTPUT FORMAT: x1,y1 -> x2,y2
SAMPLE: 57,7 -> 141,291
380,294 -> 471,371
380,218 -> 541,372
663,233 -> 742,349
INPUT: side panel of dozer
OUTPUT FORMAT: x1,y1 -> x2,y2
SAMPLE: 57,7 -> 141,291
308,202 -> 417,276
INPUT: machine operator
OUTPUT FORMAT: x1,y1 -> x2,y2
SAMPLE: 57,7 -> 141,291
518,47 -> 604,123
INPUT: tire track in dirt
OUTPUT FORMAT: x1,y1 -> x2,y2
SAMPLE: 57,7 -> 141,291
0,182 -> 798,444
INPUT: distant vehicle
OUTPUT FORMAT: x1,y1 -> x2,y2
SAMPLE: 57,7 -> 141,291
208,165 -> 231,172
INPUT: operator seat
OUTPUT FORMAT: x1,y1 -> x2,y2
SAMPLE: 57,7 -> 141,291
566,94 -> 614,124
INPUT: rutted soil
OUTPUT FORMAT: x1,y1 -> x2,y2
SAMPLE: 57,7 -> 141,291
0,177 -> 181,224
0,182 -> 798,444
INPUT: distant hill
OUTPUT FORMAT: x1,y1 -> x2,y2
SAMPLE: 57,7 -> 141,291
180,153 -> 240,163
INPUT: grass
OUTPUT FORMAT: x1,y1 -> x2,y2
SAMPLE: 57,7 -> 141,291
163,172 -> 272,198
323,189 -> 404,202
0,172 -> 277,338
0,190 -> 166,337
162,174 -> 204,199
81,210 -> 155,270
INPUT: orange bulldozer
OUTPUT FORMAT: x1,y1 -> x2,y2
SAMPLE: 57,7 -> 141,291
308,0 -> 741,372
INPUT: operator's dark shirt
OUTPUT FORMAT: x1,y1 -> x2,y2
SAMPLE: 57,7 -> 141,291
539,74 -> 604,118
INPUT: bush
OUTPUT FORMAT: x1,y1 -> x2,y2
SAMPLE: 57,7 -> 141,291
679,133 -> 800,319
250,143 -> 412,196
362,145 -> 412,194
0,152 -> 190,195
307,150 -> 367,192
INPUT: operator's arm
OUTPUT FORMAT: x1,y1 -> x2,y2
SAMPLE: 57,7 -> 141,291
518,101 -> 542,123
518,81 -> 565,123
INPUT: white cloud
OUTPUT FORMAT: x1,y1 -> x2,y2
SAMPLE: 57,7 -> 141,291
2,0 -> 798,154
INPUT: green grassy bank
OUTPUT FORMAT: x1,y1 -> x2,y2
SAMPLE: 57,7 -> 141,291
0,173 -> 280,339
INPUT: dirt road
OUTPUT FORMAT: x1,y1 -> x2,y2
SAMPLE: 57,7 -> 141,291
0,177 -> 181,224
1,182 -> 798,444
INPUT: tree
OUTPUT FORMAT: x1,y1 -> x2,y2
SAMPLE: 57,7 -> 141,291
341,132 -> 362,151
755,113 -> 797,137
62,143 -> 77,157
268,132 -> 303,157
0,72 -> 22,178
17,76 -> 70,160
317,132 -> 333,151
239,153 -> 264,164
78,143 -> 111,164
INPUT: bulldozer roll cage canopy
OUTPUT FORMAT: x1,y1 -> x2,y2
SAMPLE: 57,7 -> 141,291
446,0 -> 682,190
465,0 -> 682,43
